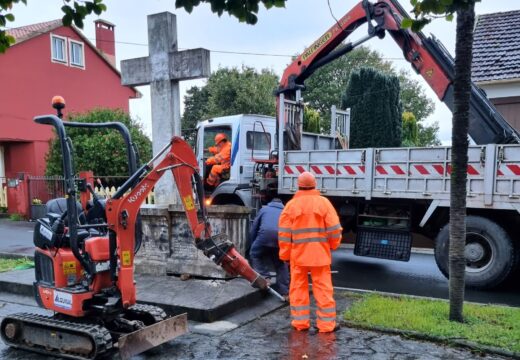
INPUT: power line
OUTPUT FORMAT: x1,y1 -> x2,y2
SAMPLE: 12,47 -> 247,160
3,25 -> 409,60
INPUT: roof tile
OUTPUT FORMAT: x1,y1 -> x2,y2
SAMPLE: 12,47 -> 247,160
472,10 -> 520,83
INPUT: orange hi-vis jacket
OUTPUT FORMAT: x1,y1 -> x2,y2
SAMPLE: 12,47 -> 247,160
278,189 -> 342,266
206,141 -> 231,169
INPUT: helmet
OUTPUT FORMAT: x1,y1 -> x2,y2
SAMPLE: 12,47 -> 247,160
215,133 -> 227,145
297,171 -> 316,189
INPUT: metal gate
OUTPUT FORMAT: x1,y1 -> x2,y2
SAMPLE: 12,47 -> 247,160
28,175 -> 66,204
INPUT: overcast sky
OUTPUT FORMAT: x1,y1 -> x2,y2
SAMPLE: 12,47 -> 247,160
8,0 -> 520,143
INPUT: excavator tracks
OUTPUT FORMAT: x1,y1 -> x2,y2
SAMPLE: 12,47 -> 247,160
0,313 -> 113,360
125,303 -> 168,325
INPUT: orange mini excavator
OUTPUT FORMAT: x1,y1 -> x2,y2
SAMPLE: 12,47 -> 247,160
1,98 -> 282,359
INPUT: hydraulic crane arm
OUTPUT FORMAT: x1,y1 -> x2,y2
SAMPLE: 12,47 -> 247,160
278,0 -> 520,145
106,137 -> 274,307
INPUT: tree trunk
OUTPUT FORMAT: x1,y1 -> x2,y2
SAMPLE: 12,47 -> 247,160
449,4 -> 476,323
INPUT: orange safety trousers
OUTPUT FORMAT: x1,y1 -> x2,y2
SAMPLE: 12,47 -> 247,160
206,141 -> 231,187
289,263 -> 336,332
207,165 -> 227,186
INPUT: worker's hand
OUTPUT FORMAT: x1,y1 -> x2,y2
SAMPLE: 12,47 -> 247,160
206,157 -> 216,166
208,146 -> 218,154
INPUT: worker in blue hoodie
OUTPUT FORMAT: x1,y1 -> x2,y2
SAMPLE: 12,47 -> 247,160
249,197 -> 289,297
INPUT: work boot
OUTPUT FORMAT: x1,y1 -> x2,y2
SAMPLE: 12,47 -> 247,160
315,323 -> 340,333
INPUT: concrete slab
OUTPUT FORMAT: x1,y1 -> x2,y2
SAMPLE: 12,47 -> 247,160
0,269 -> 284,323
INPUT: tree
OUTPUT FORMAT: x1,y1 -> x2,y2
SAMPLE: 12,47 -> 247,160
342,67 -> 402,148
303,107 -> 320,133
0,0 -> 286,53
402,111 -> 419,146
175,0 -> 286,25
45,109 -> 152,181
406,0 -> 480,323
182,66 -> 278,137
303,46 -> 438,145
182,86 -> 209,146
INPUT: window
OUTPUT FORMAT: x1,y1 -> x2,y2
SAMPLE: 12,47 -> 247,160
51,35 -> 67,63
69,40 -> 84,68
246,131 -> 271,151
203,126 -> 232,157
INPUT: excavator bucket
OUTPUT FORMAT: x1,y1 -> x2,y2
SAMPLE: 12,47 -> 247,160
118,313 -> 188,360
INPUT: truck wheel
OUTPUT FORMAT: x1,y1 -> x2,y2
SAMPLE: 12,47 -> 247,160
434,215 -> 519,289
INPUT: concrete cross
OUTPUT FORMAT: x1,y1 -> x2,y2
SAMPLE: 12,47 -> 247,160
121,12 -> 210,205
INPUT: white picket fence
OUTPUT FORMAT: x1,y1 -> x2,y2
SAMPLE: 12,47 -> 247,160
0,179 -> 7,208
92,186 -> 155,204
0,184 -> 7,208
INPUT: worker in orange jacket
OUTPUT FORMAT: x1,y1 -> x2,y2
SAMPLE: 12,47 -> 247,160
278,171 -> 342,333
206,133 -> 231,188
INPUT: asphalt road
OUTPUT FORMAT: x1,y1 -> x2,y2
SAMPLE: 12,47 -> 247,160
0,219 -> 34,255
1,219 -> 519,307
331,250 -> 520,307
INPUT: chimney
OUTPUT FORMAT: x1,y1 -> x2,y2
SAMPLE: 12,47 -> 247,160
94,19 -> 116,66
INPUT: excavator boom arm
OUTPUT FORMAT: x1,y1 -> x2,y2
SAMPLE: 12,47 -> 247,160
106,137 -> 269,306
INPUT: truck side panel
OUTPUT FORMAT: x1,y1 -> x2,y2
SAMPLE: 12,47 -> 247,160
280,145 -> 520,212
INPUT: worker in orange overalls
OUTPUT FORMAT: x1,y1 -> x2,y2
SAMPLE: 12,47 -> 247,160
206,133 -> 231,188
278,171 -> 342,333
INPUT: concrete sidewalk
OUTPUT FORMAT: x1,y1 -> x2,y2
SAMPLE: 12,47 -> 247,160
0,268 -> 284,327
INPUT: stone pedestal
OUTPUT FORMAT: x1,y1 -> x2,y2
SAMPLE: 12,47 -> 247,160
136,204 -> 251,278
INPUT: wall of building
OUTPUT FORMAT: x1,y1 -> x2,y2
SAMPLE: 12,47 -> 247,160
0,26 -> 136,178
479,81 -> 520,133
491,97 -> 520,133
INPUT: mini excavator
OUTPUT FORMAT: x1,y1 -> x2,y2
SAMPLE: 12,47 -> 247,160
1,97 -> 282,359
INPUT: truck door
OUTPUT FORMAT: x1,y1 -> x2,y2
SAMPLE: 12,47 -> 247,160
240,120 -> 273,183
197,125 -> 232,183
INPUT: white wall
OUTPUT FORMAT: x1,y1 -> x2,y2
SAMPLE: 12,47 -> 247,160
478,81 -> 520,99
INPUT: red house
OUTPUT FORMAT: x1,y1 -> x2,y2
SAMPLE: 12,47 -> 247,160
0,19 -> 138,214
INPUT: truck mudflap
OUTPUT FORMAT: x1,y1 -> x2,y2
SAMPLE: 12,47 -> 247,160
118,312 -> 188,360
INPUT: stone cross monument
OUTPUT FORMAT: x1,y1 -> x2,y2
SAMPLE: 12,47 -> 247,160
121,12 -> 210,205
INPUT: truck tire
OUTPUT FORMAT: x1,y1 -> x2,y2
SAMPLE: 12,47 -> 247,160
434,215 -> 519,289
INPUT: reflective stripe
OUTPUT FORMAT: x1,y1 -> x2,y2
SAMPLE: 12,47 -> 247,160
317,315 -> 336,322
292,314 -> 310,320
293,237 -> 328,244
290,305 -> 310,311
292,227 -> 325,235
326,224 -> 341,232
279,227 -> 292,232
278,237 -> 292,243
318,307 -> 336,314
329,233 -> 342,239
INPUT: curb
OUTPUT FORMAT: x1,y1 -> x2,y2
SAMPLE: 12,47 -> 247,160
0,252 -> 34,260
342,320 -> 520,360
333,286 -> 517,308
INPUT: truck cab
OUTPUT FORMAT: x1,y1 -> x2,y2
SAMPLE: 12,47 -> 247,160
195,114 -> 276,207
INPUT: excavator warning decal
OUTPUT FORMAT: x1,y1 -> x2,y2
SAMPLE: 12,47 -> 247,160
183,195 -> 195,211
122,251 -> 131,266
63,261 -> 76,275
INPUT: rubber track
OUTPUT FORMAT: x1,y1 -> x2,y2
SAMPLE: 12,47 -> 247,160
1,312 -> 113,360
126,304 -> 167,324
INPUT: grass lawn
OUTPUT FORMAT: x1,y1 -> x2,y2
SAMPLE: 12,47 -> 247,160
344,293 -> 520,355
0,258 -> 34,273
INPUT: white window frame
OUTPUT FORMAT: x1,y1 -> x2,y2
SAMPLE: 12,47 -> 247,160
50,34 -> 68,64
68,39 -> 85,69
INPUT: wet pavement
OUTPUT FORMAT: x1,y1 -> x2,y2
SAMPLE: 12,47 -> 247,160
0,219 -> 34,256
0,291 -> 510,360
